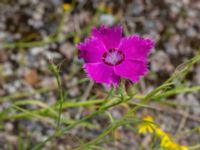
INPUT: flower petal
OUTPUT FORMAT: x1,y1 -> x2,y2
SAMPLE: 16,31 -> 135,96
92,25 -> 122,50
114,60 -> 148,82
119,35 -> 154,61
84,63 -> 120,85
77,37 -> 106,63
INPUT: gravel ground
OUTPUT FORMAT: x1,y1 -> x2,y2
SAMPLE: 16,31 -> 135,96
0,0 -> 200,149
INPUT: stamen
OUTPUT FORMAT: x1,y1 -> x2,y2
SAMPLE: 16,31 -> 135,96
102,48 -> 125,66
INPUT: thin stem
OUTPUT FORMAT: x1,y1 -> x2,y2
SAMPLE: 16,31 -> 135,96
48,64 -> 65,131
56,71 -> 64,130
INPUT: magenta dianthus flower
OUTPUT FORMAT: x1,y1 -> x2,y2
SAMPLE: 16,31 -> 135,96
77,25 -> 154,86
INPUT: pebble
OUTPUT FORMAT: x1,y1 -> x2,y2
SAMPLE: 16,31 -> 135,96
100,14 -> 115,25
2,63 -> 13,76
5,122 -> 13,132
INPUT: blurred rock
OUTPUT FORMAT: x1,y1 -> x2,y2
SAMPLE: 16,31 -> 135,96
24,69 -> 39,86
131,1 -> 144,16
66,77 -> 80,97
100,14 -> 115,25
2,62 -> 13,76
59,42 -> 75,60
151,51 -> 174,73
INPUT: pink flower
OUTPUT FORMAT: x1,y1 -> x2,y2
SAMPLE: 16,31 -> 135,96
77,25 -> 154,86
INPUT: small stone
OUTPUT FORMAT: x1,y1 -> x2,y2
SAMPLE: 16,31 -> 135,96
2,63 -> 13,76
5,122 -> 13,132
30,47 -> 45,56
151,51 -> 174,72
100,14 -> 115,26
59,42 -> 75,60
132,1 -> 144,15
186,27 -> 197,37
164,43 -> 178,56
24,69 -> 39,86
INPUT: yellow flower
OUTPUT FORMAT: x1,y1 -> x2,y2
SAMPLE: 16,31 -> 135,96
160,134 -> 189,150
170,142 -> 180,150
137,116 -> 189,150
63,3 -> 71,11
63,0 -> 72,11
160,134 -> 173,148
180,145 -> 189,150
155,128 -> 166,137
138,116 -> 156,134
138,125 -> 153,134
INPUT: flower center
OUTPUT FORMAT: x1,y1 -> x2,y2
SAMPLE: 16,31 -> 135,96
102,48 -> 125,66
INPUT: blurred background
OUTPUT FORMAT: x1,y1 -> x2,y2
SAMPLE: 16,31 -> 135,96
0,0 -> 200,149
